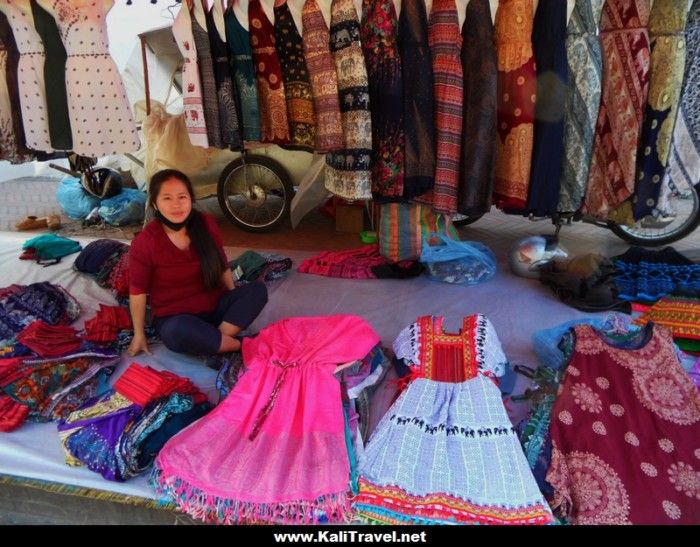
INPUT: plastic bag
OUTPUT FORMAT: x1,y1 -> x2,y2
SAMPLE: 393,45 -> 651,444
420,233 -> 496,285
97,188 -> 147,226
56,176 -> 101,219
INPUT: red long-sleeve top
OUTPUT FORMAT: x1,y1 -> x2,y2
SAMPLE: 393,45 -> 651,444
128,214 -> 228,319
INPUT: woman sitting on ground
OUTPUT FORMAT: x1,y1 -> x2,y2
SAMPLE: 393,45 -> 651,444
127,169 -> 267,359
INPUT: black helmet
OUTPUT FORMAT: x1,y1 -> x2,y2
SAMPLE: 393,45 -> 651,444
81,168 -> 123,199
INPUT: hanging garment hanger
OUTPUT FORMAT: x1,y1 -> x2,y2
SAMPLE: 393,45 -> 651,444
160,1 -> 181,19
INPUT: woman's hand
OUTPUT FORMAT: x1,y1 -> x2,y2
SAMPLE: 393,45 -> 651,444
128,333 -> 152,357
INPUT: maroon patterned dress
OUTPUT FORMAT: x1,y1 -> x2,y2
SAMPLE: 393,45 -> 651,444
493,0 -> 537,213
548,323 -> 700,524
249,0 -> 290,144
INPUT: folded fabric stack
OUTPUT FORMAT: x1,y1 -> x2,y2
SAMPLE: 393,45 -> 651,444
229,250 -> 293,286
73,239 -> 130,302
59,363 -> 211,482
114,363 -> 207,407
633,296 -> 700,353
17,321 -> 82,358
613,246 -> 700,301
0,355 -> 118,431
82,305 -> 132,344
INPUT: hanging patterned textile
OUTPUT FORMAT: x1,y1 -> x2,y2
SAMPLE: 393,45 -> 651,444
301,0 -> 343,152
397,0 -> 434,200
224,4 -> 261,142
151,315 -> 380,524
659,0 -> 700,216
0,11 -> 27,162
324,0 -> 372,201
526,0 -> 568,216
558,0 -> 604,213
360,0 -> 404,200
44,0 -> 140,156
354,315 -> 554,525
632,0 -> 690,220
248,0 -> 290,144
206,2 -> 243,150
458,0 -> 497,217
547,323 -> 700,524
30,0 -> 71,151
172,2 -> 208,148
191,4 -> 223,148
493,0 -> 536,213
426,0 -> 462,214
0,1 -> 52,152
273,0 -> 315,149
583,0 -> 650,219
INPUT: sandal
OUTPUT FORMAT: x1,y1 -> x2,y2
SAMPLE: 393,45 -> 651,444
15,215 -> 61,231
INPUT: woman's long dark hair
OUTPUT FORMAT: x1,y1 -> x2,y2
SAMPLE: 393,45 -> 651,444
149,169 -> 225,291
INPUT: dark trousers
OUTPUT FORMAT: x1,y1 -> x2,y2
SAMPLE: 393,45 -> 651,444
154,281 -> 268,355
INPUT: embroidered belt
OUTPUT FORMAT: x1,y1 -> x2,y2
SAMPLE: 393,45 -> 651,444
248,359 -> 298,441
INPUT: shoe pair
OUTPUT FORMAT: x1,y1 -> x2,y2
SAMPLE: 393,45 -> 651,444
15,215 -> 61,231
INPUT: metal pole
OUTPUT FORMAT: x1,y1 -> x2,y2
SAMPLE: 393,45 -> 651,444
141,36 -> 151,116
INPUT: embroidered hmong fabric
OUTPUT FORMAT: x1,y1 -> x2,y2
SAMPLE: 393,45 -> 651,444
632,296 -> 700,340
356,314 -> 553,525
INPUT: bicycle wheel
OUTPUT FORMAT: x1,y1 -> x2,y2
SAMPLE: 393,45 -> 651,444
609,183 -> 699,246
217,154 -> 294,233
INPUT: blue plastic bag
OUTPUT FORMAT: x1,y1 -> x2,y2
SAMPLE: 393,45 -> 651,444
98,188 -> 146,226
420,233 -> 496,285
56,176 -> 101,219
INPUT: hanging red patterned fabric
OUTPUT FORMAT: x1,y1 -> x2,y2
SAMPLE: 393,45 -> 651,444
301,0 -> 344,152
583,0 -> 650,219
492,0 -> 537,213
547,324 -> 700,524
425,0 -> 462,214
248,0 -> 290,144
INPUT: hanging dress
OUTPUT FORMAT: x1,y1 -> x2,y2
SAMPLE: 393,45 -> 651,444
191,7 -> 223,148
659,0 -> 700,216
0,1 -> 52,152
354,315 -> 554,525
151,315 -> 380,524
426,0 -> 462,214
273,0 -> 315,149
172,2 -> 208,148
558,0 -> 605,213
526,0 -> 568,217
48,0 -> 140,156
301,0 -> 343,152
324,0 -> 372,201
206,3 -> 243,150
224,5 -> 261,142
248,0 -> 290,144
397,0 -> 434,200
30,0 -> 71,151
360,0 -> 404,200
583,0 -> 650,219
547,323 -> 700,524
458,0 -> 497,217
0,10 -> 27,162
493,0 -> 536,213
631,0 -> 690,220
